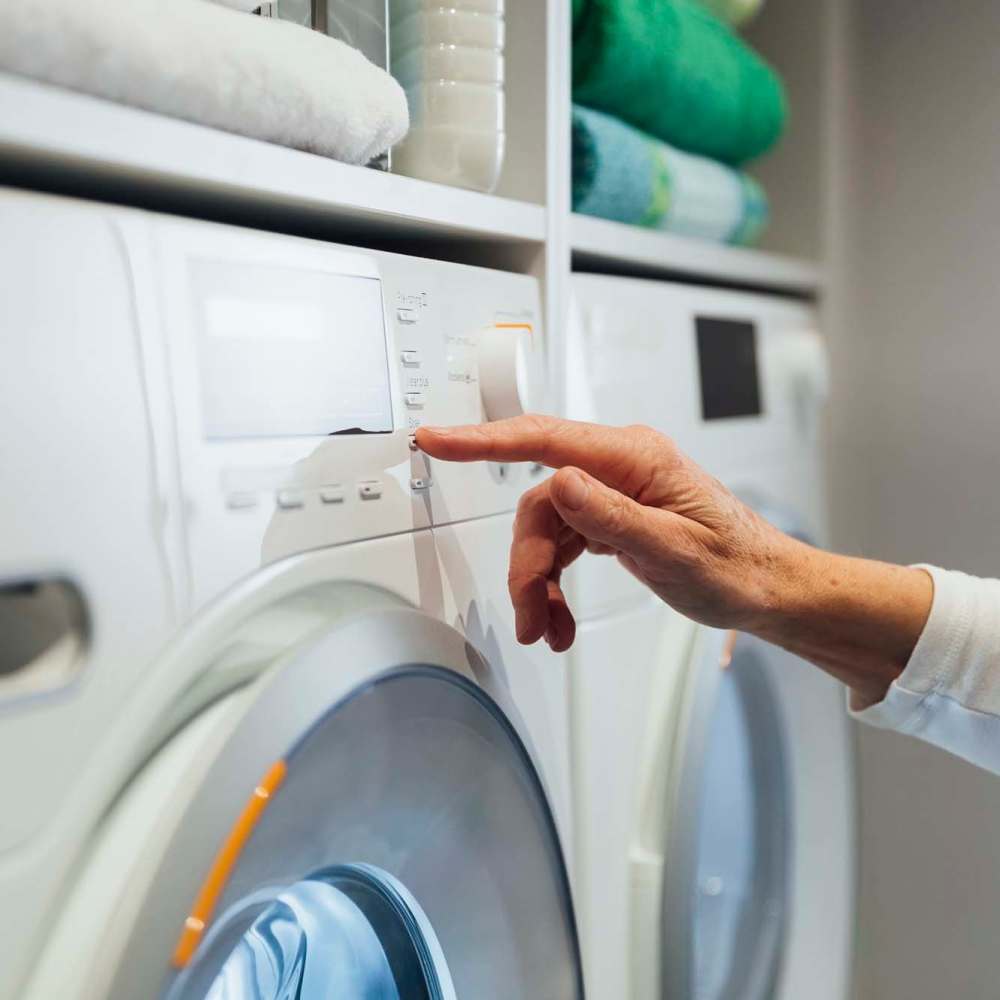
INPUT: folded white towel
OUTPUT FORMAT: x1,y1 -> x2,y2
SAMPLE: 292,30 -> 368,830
0,0 -> 408,166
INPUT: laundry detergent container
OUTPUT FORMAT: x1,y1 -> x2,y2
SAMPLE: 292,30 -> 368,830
390,0 -> 506,192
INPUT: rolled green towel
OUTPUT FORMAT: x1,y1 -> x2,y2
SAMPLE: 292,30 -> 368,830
572,105 -> 768,246
572,0 -> 786,165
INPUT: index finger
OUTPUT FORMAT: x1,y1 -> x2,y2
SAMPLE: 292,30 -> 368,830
415,414 -> 639,484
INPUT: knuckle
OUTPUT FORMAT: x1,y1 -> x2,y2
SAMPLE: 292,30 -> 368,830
598,492 -> 632,535
625,423 -> 662,446
524,412 -> 556,439
626,424 -> 678,462
507,568 -> 545,601
523,411 -> 553,428
523,412 -> 559,462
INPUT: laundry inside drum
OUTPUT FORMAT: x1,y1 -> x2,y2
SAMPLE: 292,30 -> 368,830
160,667 -> 581,1000
173,865 -> 452,999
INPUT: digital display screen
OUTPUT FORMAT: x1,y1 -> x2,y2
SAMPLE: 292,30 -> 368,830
192,260 -> 393,440
695,317 -> 762,421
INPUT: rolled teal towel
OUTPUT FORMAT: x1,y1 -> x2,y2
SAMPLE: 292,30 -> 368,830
572,0 -> 786,165
572,105 -> 768,246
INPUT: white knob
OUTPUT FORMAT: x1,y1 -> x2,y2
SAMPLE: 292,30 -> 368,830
477,324 -> 543,421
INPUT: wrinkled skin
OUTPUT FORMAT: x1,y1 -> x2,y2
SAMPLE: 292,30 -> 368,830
416,414 -> 932,711
416,414 -> 794,653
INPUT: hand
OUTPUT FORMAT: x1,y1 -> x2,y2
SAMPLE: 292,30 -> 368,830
415,415 -> 797,652
416,414 -> 933,709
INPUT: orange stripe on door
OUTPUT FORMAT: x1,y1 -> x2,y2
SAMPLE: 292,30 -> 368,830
494,322 -> 534,331
172,758 -> 288,968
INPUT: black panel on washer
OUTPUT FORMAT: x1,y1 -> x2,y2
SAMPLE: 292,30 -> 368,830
695,317 -> 762,421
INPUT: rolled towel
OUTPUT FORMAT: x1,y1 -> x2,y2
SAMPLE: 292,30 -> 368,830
572,0 -> 786,165
0,0 -> 408,166
572,105 -> 768,246
695,0 -> 764,28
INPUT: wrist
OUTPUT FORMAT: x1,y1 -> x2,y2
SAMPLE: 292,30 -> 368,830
745,539 -> 934,705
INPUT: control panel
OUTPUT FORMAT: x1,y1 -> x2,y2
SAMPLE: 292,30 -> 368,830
146,216 -> 546,610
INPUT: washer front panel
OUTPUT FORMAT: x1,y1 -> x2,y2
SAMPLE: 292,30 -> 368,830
106,612 -> 582,1000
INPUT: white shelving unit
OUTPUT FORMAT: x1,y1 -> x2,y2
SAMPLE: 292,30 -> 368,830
0,0 -> 831,405
0,74 -> 545,246
571,214 -> 824,294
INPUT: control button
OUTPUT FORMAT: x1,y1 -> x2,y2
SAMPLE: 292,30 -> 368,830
397,308 -> 419,324
405,392 -> 426,409
358,481 -> 383,501
400,350 -> 422,367
319,486 -> 345,505
408,434 -> 419,452
276,489 -> 305,510
410,477 -> 433,492
488,462 -> 509,485
226,491 -> 257,511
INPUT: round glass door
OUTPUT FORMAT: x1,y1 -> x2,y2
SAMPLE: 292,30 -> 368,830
665,637 -> 791,1000
180,865 -> 453,1000
160,666 -> 582,1000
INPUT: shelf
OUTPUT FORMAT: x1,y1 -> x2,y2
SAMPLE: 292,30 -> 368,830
0,73 -> 545,246
571,214 -> 824,296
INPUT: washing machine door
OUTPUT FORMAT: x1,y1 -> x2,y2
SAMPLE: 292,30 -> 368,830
43,600 -> 582,1000
660,631 -> 792,1000
663,634 -> 793,1000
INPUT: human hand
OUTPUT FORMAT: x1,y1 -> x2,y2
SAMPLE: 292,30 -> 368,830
415,415 -> 799,652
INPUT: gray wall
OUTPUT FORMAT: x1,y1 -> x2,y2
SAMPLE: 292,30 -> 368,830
825,2 -> 1000,997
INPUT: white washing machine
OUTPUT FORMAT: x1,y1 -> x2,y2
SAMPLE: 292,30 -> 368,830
565,274 -> 855,1000
0,188 -> 583,999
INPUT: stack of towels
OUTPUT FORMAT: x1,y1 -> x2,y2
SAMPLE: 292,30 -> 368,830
572,0 -> 783,246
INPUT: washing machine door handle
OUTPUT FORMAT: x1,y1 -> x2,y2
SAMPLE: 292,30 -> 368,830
0,576 -> 88,704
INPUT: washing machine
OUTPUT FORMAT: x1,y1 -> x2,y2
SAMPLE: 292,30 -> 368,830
564,273 -> 856,1000
0,187 -> 583,999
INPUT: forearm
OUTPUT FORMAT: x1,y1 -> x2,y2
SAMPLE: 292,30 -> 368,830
749,538 -> 934,709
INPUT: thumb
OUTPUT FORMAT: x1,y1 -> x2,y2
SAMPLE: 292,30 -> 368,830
550,466 -> 671,559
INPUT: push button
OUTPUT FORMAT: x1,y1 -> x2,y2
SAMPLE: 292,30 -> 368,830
276,489 -> 305,510
226,491 -> 257,511
397,308 -> 419,324
400,350 -> 422,367
410,477 -> 433,492
319,486 -> 345,504
405,392 -> 426,408
358,481 -> 383,501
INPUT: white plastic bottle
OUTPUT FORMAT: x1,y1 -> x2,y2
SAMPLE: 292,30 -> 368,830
389,0 -> 505,193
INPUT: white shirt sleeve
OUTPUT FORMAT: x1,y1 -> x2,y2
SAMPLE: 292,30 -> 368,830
851,564 -> 1000,774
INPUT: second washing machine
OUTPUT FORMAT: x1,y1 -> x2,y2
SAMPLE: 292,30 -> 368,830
564,273 -> 856,1000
